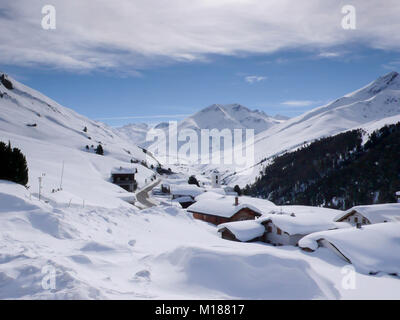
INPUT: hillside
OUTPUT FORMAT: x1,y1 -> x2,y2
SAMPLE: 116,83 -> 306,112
225,71 -> 400,186
0,72 -> 158,207
244,122 -> 400,209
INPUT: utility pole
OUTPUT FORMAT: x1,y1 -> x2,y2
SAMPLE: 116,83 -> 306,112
38,173 -> 45,201
60,161 -> 64,190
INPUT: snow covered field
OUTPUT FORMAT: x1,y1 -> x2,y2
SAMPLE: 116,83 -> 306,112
1,180 -> 399,299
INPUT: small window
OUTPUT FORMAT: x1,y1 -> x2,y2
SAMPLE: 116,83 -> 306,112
267,226 -> 272,233
277,228 -> 282,235
362,218 -> 366,224
354,217 -> 358,223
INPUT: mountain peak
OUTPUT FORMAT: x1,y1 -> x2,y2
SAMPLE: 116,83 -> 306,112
365,71 -> 400,95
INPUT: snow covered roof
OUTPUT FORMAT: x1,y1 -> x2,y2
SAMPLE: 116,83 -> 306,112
195,191 -> 225,202
187,197 -> 262,218
335,203 -> 400,224
218,220 -> 265,242
111,167 -> 136,174
258,212 -> 346,235
170,184 -> 204,197
298,222 -> 400,275
172,196 -> 195,203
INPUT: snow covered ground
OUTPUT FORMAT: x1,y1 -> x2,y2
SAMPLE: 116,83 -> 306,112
1,180 -> 399,300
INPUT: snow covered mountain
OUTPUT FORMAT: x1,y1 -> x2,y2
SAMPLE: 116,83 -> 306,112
117,104 -> 286,148
179,103 -> 285,133
0,72 -> 157,207
224,71 -> 400,186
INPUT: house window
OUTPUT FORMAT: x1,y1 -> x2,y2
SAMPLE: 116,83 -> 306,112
354,217 -> 358,223
362,218 -> 366,224
277,228 -> 282,235
267,226 -> 272,233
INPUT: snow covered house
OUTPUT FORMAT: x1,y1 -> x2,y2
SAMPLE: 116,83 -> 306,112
111,167 -> 137,192
169,184 -> 205,208
298,222 -> 400,275
334,203 -> 400,226
256,212 -> 344,246
187,196 -> 262,225
218,220 -> 265,242
170,184 -> 204,199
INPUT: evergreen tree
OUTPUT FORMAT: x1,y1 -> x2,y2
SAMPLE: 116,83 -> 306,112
234,185 -> 242,196
188,175 -> 199,186
95,144 -> 104,155
0,141 -> 28,186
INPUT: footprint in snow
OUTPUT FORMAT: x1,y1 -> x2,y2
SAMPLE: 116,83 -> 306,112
128,240 -> 136,247
132,270 -> 151,282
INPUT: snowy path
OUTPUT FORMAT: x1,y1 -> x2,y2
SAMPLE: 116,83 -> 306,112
136,179 -> 161,208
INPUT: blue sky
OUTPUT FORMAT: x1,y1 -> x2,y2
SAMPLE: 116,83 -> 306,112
3,46 -> 399,127
1,1 -> 400,127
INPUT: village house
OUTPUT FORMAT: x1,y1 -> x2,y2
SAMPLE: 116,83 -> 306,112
187,196 -> 262,225
298,222 -> 400,276
169,184 -> 205,208
256,213 -> 344,246
218,220 -> 265,242
334,203 -> 400,226
111,167 -> 137,192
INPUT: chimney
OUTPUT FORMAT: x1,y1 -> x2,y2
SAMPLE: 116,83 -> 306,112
234,196 -> 239,206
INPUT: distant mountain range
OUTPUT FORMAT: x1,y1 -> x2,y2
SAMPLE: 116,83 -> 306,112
117,104 -> 288,148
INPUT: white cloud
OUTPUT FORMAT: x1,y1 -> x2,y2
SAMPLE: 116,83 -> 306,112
245,75 -> 267,83
317,52 -> 342,58
281,100 -> 319,107
1,0 -> 400,72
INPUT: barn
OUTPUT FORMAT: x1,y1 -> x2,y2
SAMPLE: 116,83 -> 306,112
187,196 -> 262,225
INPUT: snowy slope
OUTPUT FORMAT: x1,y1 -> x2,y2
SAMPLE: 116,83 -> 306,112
225,71 -> 400,186
0,72 -> 157,207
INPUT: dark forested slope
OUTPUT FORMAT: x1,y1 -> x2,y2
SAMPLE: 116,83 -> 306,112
244,122 -> 400,209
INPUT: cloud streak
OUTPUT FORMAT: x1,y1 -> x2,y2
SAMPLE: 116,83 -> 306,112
245,75 -> 267,83
281,100 -> 320,107
1,1 -> 400,72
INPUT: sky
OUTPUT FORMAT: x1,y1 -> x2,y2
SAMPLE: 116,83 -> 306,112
1,1 -> 400,127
